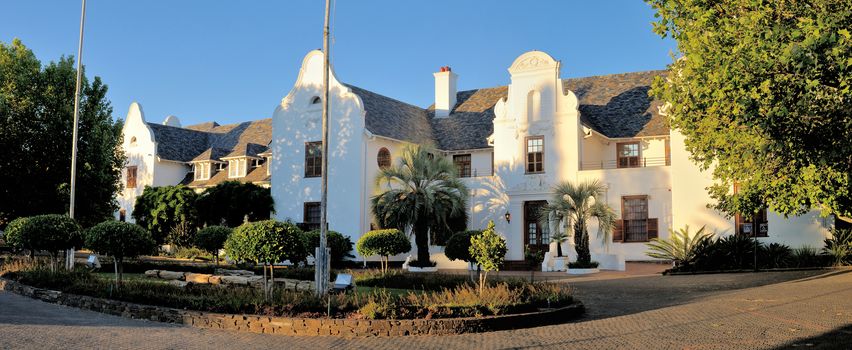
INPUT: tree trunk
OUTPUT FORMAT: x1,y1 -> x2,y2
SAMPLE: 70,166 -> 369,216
269,264 -> 274,297
414,220 -> 430,266
556,242 -> 563,257
262,263 -> 268,301
575,221 -> 591,265
114,259 -> 119,286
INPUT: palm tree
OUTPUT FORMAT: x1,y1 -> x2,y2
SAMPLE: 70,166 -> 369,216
371,145 -> 469,267
540,180 -> 616,266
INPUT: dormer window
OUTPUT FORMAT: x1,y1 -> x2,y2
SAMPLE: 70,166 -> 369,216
194,162 -> 211,181
228,158 -> 247,178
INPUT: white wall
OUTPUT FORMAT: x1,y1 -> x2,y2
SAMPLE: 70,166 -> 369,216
117,102 -> 157,222
270,50 -> 366,249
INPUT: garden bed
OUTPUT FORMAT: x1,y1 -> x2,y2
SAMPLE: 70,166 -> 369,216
0,272 -> 583,336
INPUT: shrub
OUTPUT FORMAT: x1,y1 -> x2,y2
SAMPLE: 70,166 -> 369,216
645,225 -> 714,268
195,181 -> 274,227
85,221 -> 156,284
5,214 -> 82,269
568,261 -> 599,269
171,246 -> 212,261
761,243 -> 793,269
303,229 -> 355,264
469,221 -> 507,294
356,229 -> 410,273
224,220 -> 307,299
792,246 -> 824,268
166,220 -> 196,248
194,225 -> 232,265
823,229 -> 852,266
353,269 -> 470,291
445,230 -> 481,263
132,185 -> 198,244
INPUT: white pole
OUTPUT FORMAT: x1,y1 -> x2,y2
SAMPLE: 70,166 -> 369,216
67,0 -> 87,271
315,0 -> 332,296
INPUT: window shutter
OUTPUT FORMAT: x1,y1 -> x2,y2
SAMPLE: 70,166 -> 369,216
648,218 -> 659,240
613,220 -> 623,242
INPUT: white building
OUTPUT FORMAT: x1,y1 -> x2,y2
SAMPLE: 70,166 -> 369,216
119,50 -> 836,269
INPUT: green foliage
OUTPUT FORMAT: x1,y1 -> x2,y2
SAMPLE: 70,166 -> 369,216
5,215 -> 82,266
0,39 -> 124,228
470,221 -> 507,293
823,229 -> 852,266
540,180 -> 616,265
568,261 -> 599,269
444,230 -> 481,263
371,145 -> 468,266
224,220 -> 307,265
792,246 -> 824,268
194,225 -> 231,259
84,221 -> 155,262
524,245 -> 545,267
302,229 -> 354,264
353,269 -> 469,291
647,0 -> 852,220
195,181 -> 274,227
645,225 -> 714,268
761,243 -> 794,269
355,229 -> 410,272
166,221 -> 196,248
132,185 -> 198,244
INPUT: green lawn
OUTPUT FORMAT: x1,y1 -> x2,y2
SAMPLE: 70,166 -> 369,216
93,272 -> 169,284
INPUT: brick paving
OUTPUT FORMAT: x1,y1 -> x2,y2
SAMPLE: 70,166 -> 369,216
0,269 -> 850,349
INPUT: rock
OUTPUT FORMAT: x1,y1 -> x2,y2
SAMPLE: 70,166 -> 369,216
168,280 -> 188,288
208,275 -> 222,285
158,271 -> 186,281
247,276 -> 265,287
215,269 -> 254,277
219,276 -> 249,285
144,270 -> 160,278
185,273 -> 212,284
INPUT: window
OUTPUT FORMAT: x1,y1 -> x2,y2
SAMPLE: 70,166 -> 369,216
252,159 -> 262,168
311,96 -> 321,104
194,162 -> 210,180
126,166 -> 137,189
228,159 -> 245,178
524,201 -> 550,251
305,142 -> 322,177
119,209 -> 126,222
622,196 -> 649,242
617,142 -> 640,168
453,154 -> 471,177
734,183 -> 768,237
129,137 -> 137,147
303,202 -> 321,230
525,136 -> 544,173
377,147 -> 391,169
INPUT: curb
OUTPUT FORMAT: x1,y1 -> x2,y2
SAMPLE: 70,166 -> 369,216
0,277 -> 584,337
664,266 -> 851,276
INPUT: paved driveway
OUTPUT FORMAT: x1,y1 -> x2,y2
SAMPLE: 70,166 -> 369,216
0,269 -> 850,349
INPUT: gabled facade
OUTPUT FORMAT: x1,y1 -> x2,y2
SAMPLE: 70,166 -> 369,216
119,49 -> 836,269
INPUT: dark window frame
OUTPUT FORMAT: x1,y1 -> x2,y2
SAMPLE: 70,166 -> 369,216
525,136 -> 544,174
621,195 -> 650,242
126,166 -> 137,189
617,141 -> 641,168
303,202 -> 322,230
305,141 -> 322,178
453,154 -> 472,178
523,201 -> 550,253
377,147 -> 391,169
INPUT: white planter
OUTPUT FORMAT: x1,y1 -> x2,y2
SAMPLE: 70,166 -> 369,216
551,257 -> 568,272
567,268 -> 600,275
407,266 -> 438,273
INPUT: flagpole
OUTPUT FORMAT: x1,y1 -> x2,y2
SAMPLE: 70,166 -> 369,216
67,0 -> 87,270
315,0 -> 332,295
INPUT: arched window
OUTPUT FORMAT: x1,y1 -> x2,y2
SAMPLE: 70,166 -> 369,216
311,96 -> 321,104
129,136 -> 137,147
527,90 -> 541,122
377,147 -> 391,169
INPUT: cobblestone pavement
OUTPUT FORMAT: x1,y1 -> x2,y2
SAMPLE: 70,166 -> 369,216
0,269 -> 850,350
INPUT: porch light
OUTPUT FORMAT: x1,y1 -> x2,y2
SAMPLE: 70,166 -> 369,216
504,211 -> 511,223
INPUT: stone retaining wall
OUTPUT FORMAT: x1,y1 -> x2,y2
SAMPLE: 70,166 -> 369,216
0,278 -> 584,337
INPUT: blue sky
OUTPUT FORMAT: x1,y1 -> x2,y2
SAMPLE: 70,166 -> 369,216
1,1 -> 676,126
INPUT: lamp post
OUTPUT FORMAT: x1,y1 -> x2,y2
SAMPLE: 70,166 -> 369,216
314,0 -> 332,296
67,0 -> 87,271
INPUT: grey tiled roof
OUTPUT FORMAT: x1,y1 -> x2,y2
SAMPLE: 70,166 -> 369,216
148,119 -> 271,162
346,84 -> 436,146
147,124 -> 210,162
430,87 -> 508,150
563,70 -> 668,138
223,143 -> 269,159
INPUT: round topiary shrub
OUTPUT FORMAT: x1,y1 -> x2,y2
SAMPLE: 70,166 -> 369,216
85,221 -> 156,284
5,214 -> 82,268
224,220 -> 307,265
303,229 -> 354,264
194,225 -> 232,266
445,230 -> 482,263
356,229 -> 410,272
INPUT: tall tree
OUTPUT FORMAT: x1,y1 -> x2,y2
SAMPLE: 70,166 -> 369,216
195,181 -> 274,227
646,0 -> 852,222
132,185 -> 198,245
371,145 -> 469,266
0,39 -> 123,228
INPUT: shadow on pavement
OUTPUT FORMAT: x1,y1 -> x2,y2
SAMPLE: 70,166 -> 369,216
0,291 -> 175,328
773,324 -> 852,350
569,269 -> 834,320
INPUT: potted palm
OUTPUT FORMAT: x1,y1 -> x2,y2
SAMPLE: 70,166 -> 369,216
549,231 -> 570,271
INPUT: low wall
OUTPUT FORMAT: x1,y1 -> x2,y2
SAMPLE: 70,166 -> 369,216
0,278 -> 584,337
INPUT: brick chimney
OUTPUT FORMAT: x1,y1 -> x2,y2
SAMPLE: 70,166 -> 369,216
433,66 -> 457,118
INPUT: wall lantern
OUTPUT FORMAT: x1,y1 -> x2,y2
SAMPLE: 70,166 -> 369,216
504,211 -> 511,223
